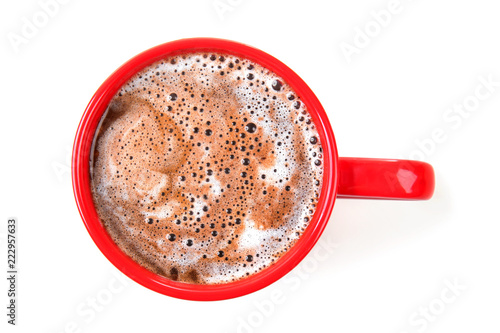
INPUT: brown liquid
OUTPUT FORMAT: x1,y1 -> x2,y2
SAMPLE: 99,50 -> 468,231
90,52 -> 323,284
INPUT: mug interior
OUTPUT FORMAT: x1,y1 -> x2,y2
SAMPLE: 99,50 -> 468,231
72,38 -> 338,301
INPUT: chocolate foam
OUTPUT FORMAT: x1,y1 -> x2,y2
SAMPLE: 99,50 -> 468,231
90,52 -> 323,284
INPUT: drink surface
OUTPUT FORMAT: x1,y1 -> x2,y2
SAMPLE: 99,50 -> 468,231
91,52 -> 323,284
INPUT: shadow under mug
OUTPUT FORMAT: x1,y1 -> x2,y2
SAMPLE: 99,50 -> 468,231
72,38 -> 435,301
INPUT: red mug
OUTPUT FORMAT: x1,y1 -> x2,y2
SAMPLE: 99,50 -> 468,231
72,38 -> 435,301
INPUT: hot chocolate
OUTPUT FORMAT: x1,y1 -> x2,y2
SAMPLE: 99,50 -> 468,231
90,52 -> 323,284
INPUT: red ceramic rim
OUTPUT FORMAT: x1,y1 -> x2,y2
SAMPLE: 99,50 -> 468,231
72,38 -> 338,301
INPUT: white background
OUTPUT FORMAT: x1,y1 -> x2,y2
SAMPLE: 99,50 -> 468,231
1,0 -> 500,332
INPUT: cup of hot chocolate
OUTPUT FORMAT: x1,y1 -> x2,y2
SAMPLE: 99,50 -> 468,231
72,38 -> 435,300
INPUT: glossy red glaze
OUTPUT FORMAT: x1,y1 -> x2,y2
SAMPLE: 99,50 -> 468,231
72,38 -> 434,301
338,158 -> 435,200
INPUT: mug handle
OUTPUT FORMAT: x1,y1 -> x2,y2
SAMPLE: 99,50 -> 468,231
337,158 -> 435,200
